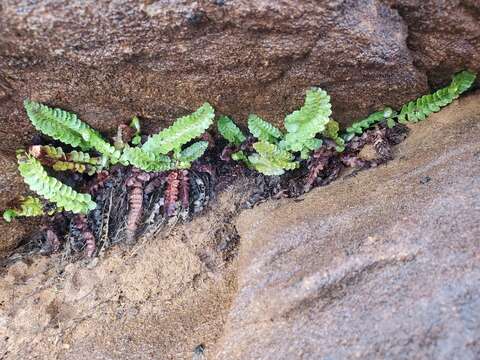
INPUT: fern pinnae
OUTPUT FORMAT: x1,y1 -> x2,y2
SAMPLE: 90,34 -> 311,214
142,103 -> 214,154
397,70 -> 476,124
218,116 -> 246,145
175,141 -> 209,169
2,196 -> 44,222
282,88 -> 332,152
120,146 -> 173,172
17,154 -> 96,214
450,70 -> 476,95
248,114 -> 283,142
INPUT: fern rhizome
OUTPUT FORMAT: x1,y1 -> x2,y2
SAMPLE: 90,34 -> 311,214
2,70 -> 476,258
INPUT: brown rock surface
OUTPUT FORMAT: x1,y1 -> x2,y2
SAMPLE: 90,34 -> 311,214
1,0 -> 479,148
215,92 -> 480,359
1,0 -> 479,250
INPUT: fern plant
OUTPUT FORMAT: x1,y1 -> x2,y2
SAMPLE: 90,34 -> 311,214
218,88 -> 332,175
16,153 -> 97,214
280,88 -> 332,156
123,103 -> 214,171
3,196 -> 44,222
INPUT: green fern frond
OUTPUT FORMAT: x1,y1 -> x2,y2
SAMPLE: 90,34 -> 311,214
175,141 -> 209,169
3,196 -> 44,222
24,100 -> 92,150
28,145 -> 103,175
218,116 -> 246,145
17,154 -> 96,214
248,141 -> 298,175
24,100 -> 120,162
248,114 -> 283,143
120,146 -> 173,172
142,103 -> 214,154
398,70 -> 476,124
281,88 -> 332,153
345,107 -> 394,137
247,154 -> 284,176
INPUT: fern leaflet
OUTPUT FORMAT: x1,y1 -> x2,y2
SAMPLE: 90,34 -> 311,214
142,103 -> 214,154
218,116 -> 246,145
120,146 -> 173,172
248,114 -> 283,142
175,141 -> 209,169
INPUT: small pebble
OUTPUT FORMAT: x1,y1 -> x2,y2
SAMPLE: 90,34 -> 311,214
420,176 -> 431,184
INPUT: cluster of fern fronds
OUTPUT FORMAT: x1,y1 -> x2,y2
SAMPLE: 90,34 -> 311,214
1,69 -> 476,257
3,99 -> 216,256
218,70 -> 476,174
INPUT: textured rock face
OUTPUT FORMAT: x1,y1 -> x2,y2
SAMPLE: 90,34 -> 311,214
215,93 -> 480,359
1,0 -> 479,151
0,1 -> 479,251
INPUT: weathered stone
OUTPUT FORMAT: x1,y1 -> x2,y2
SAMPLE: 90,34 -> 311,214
215,93 -> 480,359
1,1 -> 479,151
0,0 -> 479,255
